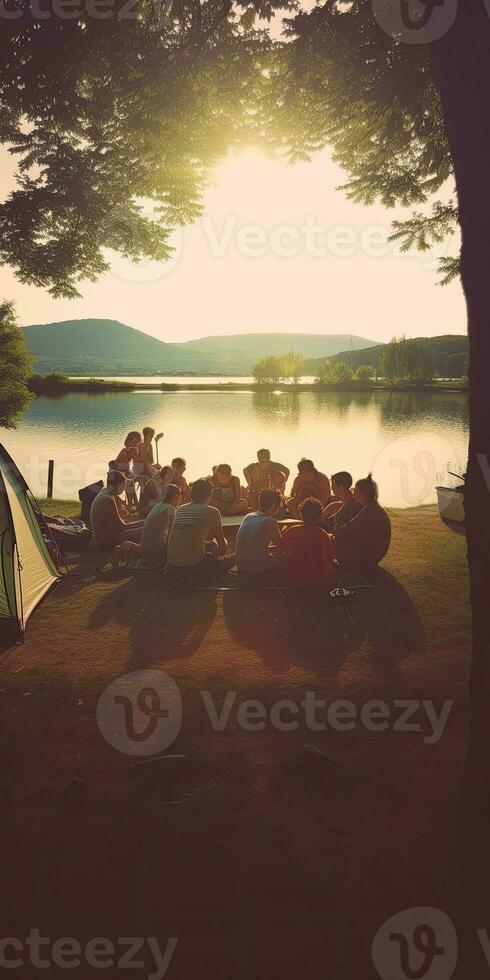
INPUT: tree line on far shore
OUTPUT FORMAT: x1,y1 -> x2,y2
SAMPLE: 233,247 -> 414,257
379,337 -> 434,384
252,352 -> 377,384
380,336 -> 466,383
252,336 -> 468,387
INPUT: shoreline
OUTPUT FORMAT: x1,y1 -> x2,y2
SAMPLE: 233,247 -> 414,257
28,377 -> 469,396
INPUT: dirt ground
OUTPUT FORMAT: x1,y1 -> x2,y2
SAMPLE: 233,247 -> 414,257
1,506 -> 486,979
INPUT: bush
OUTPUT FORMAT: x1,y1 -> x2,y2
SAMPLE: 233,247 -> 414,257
324,361 -> 354,383
28,372 -> 70,395
354,364 -> 374,381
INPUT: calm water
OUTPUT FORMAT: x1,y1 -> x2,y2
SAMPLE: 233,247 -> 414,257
3,389 -> 468,506
77,375 -> 318,385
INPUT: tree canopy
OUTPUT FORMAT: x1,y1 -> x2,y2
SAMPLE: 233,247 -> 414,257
253,351 -> 305,382
268,0 -> 459,282
317,360 -> 354,384
0,0 -> 465,299
381,336 -> 434,383
354,364 -> 374,381
0,300 -> 33,427
0,0 -> 293,298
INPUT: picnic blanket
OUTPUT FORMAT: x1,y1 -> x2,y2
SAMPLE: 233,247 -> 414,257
99,552 -> 157,577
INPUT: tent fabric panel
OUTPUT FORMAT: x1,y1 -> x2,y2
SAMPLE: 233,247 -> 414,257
1,463 -> 59,627
22,492 -> 60,579
0,528 -> 17,621
0,472 -> 17,621
0,449 -> 60,579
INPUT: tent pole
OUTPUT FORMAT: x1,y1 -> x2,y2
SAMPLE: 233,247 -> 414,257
15,543 -> 25,640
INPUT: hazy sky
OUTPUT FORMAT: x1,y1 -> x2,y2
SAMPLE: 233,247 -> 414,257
0,141 -> 466,344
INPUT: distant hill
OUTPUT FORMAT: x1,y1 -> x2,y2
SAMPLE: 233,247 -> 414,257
305,334 -> 469,377
22,320 -> 378,375
181,332 -> 378,362
23,320 -> 193,375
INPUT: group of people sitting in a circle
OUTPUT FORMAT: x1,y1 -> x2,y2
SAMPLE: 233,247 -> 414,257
89,428 -> 391,588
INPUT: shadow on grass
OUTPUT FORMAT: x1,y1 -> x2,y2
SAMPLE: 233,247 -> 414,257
222,567 -> 426,677
54,548 -> 426,681
357,567 -> 427,666
442,516 -> 466,536
88,573 -> 218,670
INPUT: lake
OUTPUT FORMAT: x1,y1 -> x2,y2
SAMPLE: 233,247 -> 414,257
2,388 -> 468,507
73,375 -> 318,385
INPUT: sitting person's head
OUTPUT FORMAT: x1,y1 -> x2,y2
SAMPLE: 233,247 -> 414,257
331,471 -> 353,499
155,465 -> 173,482
124,431 -> 141,455
143,426 -> 155,444
354,474 -> 379,507
107,470 -> 127,496
257,448 -> 271,468
216,463 -> 233,485
299,499 -> 323,525
297,458 -> 316,478
258,489 -> 281,516
172,457 -> 186,478
191,478 -> 212,505
151,465 -> 174,496
161,483 -> 182,507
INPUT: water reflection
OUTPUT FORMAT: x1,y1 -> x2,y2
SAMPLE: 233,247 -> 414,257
252,391 -> 301,427
374,389 -> 469,430
2,389 -> 468,506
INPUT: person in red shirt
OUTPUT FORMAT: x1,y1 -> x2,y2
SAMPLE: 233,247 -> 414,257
281,499 -> 334,591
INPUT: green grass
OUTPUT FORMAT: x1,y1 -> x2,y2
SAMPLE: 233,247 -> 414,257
34,499 -> 470,664
38,497 -> 81,518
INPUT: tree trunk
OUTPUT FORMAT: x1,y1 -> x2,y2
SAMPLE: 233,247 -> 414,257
431,0 -> 490,808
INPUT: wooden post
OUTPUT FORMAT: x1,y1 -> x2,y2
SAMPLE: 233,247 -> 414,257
47,460 -> 54,499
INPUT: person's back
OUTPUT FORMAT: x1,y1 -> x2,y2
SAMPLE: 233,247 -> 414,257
89,471 -> 144,548
327,494 -> 362,531
90,489 -> 120,548
167,493 -> 221,567
236,492 -> 282,573
282,516 -> 333,590
166,479 -> 234,582
141,484 -> 181,563
351,501 -> 391,564
332,476 -> 391,567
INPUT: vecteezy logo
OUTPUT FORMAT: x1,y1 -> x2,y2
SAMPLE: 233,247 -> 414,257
369,431 -> 459,507
372,0 -> 458,44
372,907 -> 458,980
96,669 -> 183,756
400,0 -> 444,30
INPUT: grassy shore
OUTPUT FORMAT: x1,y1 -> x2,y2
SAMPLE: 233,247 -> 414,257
0,504 -> 473,978
29,375 -> 469,395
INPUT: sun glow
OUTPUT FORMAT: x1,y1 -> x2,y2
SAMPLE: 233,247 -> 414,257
0,143 -> 465,342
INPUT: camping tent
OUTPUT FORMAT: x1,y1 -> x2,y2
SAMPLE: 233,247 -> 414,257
0,444 -> 60,634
